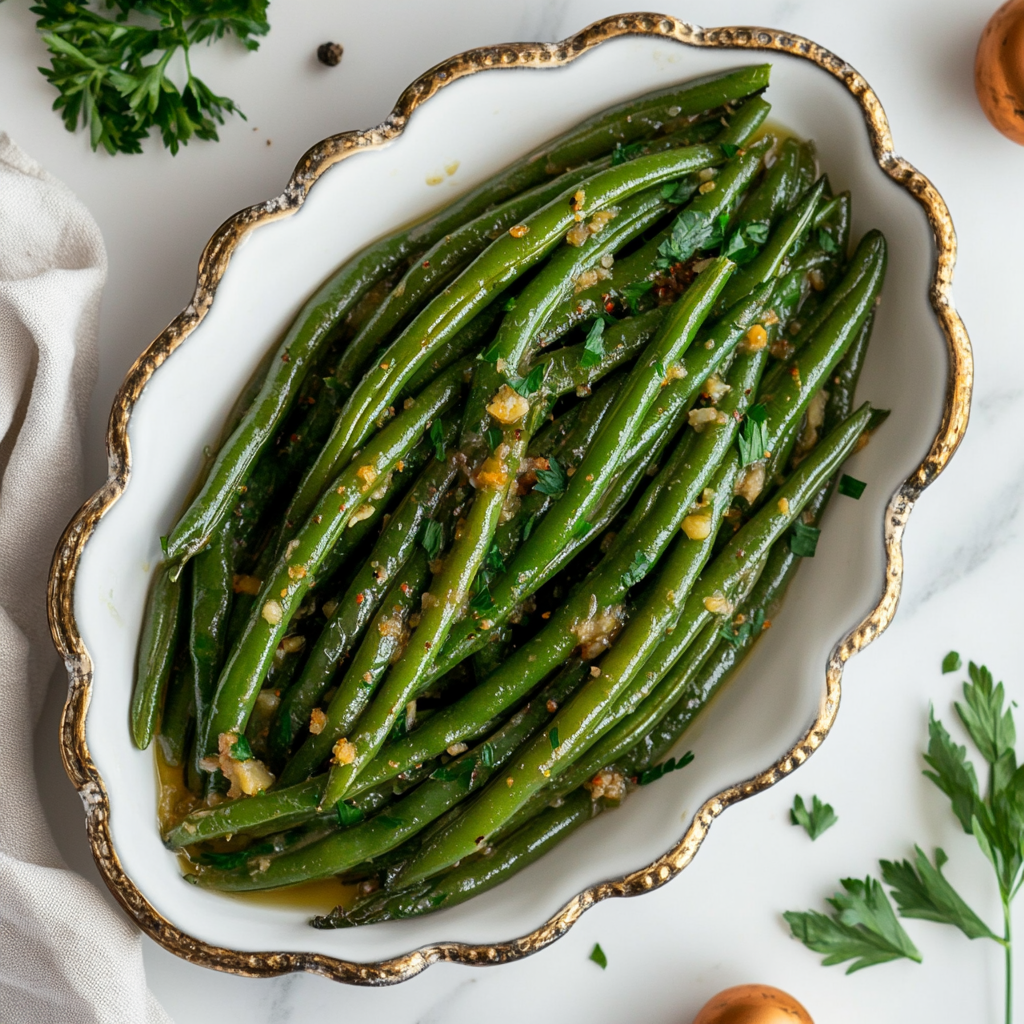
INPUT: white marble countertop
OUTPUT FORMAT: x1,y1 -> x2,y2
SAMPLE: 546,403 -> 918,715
3,0 -> 1023,1020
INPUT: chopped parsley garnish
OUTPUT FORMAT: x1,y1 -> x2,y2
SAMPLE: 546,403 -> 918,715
571,517 -> 591,538
620,550 -> 651,588
838,474 -> 866,499
791,794 -> 839,840
522,513 -> 538,541
637,751 -> 694,785
376,814 -> 404,828
589,943 -> 608,969
429,418 -> 446,461
656,209 -> 728,268
336,801 -> 365,826
580,318 -> 606,369
486,426 -> 503,451
789,521 -> 821,558
737,404 -> 768,466
719,608 -> 766,649
420,519 -> 443,561
509,364 -> 545,396
534,457 -> 568,497
941,651 -> 962,674
199,850 -> 256,870
611,141 -> 646,165
469,585 -> 495,613
480,742 -> 495,769
659,178 -> 698,204
720,142 -> 740,158
431,759 -> 475,785
484,542 -> 505,574
549,726 -> 559,750
230,735 -> 253,761
654,360 -> 666,379
722,221 -> 769,265
502,295 -> 517,312
621,279 -> 654,315
817,227 -> 839,253
159,535 -> 169,556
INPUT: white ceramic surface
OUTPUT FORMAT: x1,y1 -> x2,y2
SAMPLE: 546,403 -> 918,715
69,31 -> 945,967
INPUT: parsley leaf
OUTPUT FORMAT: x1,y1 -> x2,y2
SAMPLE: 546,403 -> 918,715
509,364 -> 545,396
789,521 -> 821,558
838,474 -> 866,499
784,876 -> 922,973
502,295 -> 517,312
522,514 -> 538,541
230,735 -> 253,761
817,227 -> 839,253
620,550 -> 651,589
790,794 -> 839,840
720,142 -> 740,158
420,520 -> 443,561
656,209 -> 724,268
484,542 -> 505,574
581,318 -> 605,369
955,662 -> 1016,769
720,608 -> 766,649
589,943 -> 608,969
611,141 -> 646,165
430,758 -> 476,785
486,426 -> 503,451
942,651 -> 962,674
621,279 -> 654,315
480,742 -> 495,769
737,404 -> 768,467
922,708 -> 982,833
199,849 -> 256,870
549,726 -> 559,750
880,847 -> 999,941
638,751 -> 694,785
336,801 -> 365,827
469,585 -> 494,613
534,457 -> 568,497
429,419 -> 446,461
660,178 -> 698,204
33,0 -> 269,156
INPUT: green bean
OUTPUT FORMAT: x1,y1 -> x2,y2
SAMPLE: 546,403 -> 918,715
312,788 -> 597,927
165,68 -> 771,567
157,656 -> 195,768
496,255 -> 735,605
400,307 -> 502,398
278,553 -> 431,785
733,137 -> 802,226
715,177 -> 826,311
320,414 -> 534,807
392,460 -> 739,887
194,661 -> 589,891
198,360 -> 471,760
285,144 -> 737,534
270,453 -> 459,761
392,402 -> 873,884
131,563 -> 185,749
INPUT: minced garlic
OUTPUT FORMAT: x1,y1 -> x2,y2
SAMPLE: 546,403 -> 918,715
309,708 -> 327,735
587,768 -> 626,802
486,384 -> 529,425
216,732 -> 275,798
261,599 -> 283,625
701,373 -> 731,403
688,407 -> 728,432
735,462 -> 766,503
332,738 -> 357,765
681,513 -> 713,540
703,592 -> 735,615
347,504 -> 375,527
233,574 -> 261,596
356,464 -> 378,491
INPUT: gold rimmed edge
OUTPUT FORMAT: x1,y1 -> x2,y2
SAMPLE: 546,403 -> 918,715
47,12 -> 973,985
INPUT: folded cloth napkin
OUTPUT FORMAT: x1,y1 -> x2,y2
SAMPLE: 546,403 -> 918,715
0,134 -> 171,1024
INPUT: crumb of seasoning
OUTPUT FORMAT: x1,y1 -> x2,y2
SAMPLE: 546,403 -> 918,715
265,139 -> 272,147
317,41 -> 344,66
509,224 -> 530,238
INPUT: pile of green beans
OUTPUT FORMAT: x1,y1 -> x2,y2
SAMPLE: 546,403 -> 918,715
131,66 -> 889,925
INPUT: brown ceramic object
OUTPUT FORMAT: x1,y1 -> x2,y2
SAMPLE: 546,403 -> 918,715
692,984 -> 814,1024
976,0 -> 1024,144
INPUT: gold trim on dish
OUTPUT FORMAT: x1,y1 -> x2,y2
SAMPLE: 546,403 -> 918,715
47,12 -> 972,984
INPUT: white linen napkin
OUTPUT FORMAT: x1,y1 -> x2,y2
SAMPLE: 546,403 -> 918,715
0,134 -> 171,1024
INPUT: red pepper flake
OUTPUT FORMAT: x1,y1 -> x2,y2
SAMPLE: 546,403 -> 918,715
290,433 -> 299,444
422,260 -> 430,268
307,396 -> 316,405
400,582 -> 410,594
424,641 -> 432,650
339,504 -> 347,512
605,300 -> 616,313
355,593 -> 364,604
281,351 -> 290,362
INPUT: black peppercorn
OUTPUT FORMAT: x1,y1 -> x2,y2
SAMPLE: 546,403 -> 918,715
317,42 -> 344,67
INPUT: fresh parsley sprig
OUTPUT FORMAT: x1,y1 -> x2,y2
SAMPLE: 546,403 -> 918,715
32,0 -> 270,156
785,656 -> 1023,1024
